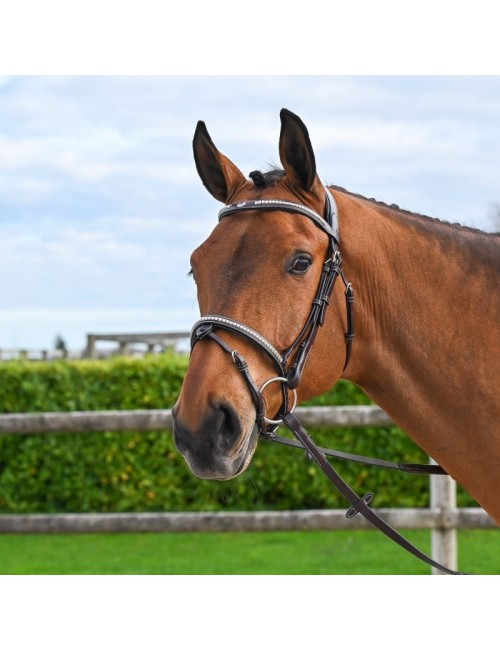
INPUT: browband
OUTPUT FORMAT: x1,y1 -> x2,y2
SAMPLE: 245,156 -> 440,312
218,188 -> 339,244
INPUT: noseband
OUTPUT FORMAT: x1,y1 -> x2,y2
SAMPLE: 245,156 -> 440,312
188,185 -> 462,575
191,188 -> 354,433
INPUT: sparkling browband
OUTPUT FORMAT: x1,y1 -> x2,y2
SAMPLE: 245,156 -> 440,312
218,190 -> 339,243
191,315 -> 285,368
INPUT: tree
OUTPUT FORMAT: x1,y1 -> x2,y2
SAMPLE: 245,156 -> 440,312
54,334 -> 67,353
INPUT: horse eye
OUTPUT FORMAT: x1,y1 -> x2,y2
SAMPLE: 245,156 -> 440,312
188,268 -> 197,283
290,256 -> 312,274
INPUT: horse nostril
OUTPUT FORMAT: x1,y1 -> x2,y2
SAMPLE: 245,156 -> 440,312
173,402 -> 242,456
216,402 -> 242,451
172,414 -> 192,454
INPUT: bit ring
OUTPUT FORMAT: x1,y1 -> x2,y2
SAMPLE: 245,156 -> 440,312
259,376 -> 298,425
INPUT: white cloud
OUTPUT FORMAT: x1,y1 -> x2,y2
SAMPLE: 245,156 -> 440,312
0,75 -> 499,351
0,176 -> 56,203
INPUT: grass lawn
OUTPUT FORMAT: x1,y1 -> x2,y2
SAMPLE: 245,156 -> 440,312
0,528 -> 498,574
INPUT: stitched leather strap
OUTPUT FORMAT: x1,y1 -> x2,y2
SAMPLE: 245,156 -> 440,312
281,412 -> 463,575
218,189 -> 339,243
191,317 -> 284,372
262,432 -> 448,475
343,280 -> 355,371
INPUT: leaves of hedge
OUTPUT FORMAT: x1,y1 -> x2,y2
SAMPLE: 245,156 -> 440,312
0,355 -> 477,513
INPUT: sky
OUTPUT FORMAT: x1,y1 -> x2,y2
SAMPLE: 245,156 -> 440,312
1,75 -> 500,351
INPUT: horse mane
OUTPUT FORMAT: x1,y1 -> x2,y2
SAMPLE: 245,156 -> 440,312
248,167 -> 499,239
329,184 -> 500,240
249,167 -> 285,187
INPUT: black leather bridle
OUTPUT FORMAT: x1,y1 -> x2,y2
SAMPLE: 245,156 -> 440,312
189,186 -> 463,575
191,188 -> 353,433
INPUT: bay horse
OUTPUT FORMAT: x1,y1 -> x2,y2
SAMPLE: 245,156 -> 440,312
172,108 -> 500,527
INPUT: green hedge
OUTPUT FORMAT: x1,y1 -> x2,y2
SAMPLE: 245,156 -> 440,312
0,355 -> 476,513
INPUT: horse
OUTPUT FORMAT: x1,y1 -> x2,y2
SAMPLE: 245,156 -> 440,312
172,108 -> 500,527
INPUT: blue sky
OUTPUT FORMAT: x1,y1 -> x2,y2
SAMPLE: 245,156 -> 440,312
1,75 -> 499,350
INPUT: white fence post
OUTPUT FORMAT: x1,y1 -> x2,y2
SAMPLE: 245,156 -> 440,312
430,458 -> 458,574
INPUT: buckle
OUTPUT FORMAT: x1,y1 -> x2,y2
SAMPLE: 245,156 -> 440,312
195,323 -> 213,339
260,425 -> 279,440
346,493 -> 374,518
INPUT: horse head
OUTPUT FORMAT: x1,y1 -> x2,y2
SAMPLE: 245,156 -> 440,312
172,109 -> 349,480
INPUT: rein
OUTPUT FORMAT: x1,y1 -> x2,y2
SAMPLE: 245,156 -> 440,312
190,187 -> 462,575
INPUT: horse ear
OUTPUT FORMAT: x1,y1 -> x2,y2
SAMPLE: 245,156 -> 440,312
279,108 -> 317,191
193,121 -> 246,203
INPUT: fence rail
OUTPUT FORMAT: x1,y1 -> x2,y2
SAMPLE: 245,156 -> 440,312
85,332 -> 190,358
0,331 -> 192,362
0,405 -> 496,574
0,348 -> 80,361
0,405 -> 392,435
0,507 -> 494,535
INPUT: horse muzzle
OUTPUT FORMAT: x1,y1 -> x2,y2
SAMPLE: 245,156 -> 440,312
172,402 -> 258,480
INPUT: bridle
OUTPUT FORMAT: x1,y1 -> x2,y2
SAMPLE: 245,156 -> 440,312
191,188 -> 353,433
189,185 -> 464,575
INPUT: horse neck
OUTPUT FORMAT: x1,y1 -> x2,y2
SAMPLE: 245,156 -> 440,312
334,190 -> 500,478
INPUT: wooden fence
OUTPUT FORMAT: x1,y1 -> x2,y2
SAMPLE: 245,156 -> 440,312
0,331 -> 191,361
0,405 -> 496,574
0,349 -> 78,362
85,332 -> 190,358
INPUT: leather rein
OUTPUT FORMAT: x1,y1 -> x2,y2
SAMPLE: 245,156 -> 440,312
190,187 -> 462,575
